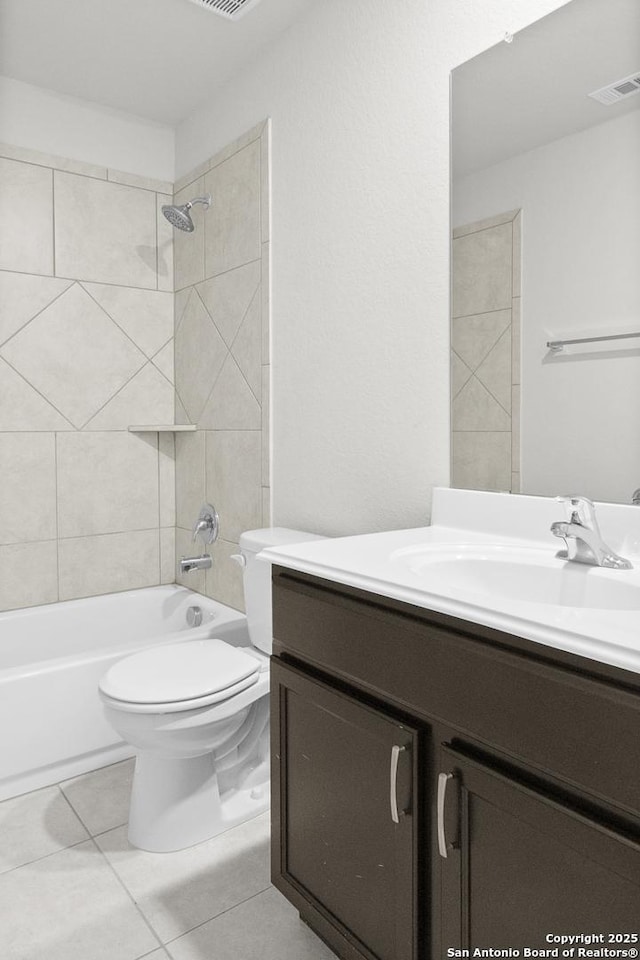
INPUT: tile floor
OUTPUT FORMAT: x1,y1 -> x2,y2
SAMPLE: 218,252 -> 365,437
0,759 -> 335,960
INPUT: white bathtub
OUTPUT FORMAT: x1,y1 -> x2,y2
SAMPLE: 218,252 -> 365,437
0,585 -> 247,801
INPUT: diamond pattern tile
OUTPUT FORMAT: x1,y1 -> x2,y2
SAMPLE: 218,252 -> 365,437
0,284 -> 146,428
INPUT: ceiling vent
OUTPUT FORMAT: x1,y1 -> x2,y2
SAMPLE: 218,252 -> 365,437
186,0 -> 263,20
588,71 -> 640,105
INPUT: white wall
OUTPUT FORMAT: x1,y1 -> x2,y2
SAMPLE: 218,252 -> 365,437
454,110 -> 640,503
0,77 -> 174,182
176,0 -> 570,536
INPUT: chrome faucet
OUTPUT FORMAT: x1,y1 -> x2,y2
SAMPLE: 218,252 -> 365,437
179,503 -> 219,576
550,495 -> 632,570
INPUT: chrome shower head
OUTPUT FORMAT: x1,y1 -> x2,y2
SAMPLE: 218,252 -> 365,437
162,194 -> 212,232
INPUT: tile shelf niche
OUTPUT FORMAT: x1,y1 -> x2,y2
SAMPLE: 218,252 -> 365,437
127,425 -> 196,433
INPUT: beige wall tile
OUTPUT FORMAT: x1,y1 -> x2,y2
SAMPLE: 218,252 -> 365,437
452,376 -> 511,432
157,194 -> 174,293
199,354 -> 261,430
204,141 -> 261,279
0,433 -> 57,544
58,531 -> 159,601
452,222 -> 512,319
175,291 -> 227,422
0,272 -> 72,346
0,359 -> 73,431
452,209 -> 518,239
160,528 -> 176,584
231,291 -> 261,399
57,432 -> 159,538
107,170 -> 172,194
196,260 -> 260,348
173,177 -> 206,291
1,284 -> 146,429
54,171 -> 157,288
85,363 -> 174,430
0,158 -> 53,275
452,431 -> 512,492
205,431 -> 261,542
451,309 -> 511,372
158,432 -> 176,528
208,121 -> 266,173
175,526 -> 206,593
175,431 -> 205,530
512,210 -> 522,296
451,351 -> 472,399
262,487 -> 271,527
205,538 -> 244,611
152,340 -> 174,383
475,329 -> 512,413
0,142 -> 107,179
173,159 -> 211,196
82,284 -> 173,358
511,472 -> 521,493
0,541 -> 58,611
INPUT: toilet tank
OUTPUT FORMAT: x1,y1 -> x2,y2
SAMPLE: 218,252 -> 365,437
238,528 -> 325,654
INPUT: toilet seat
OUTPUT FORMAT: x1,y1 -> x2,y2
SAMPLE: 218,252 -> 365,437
99,638 -> 261,714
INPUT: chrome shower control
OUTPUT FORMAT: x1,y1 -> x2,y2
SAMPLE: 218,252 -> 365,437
186,606 -> 203,628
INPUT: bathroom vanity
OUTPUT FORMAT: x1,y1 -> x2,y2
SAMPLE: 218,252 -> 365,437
264,490 -> 640,960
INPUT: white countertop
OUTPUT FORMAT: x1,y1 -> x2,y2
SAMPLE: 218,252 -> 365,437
260,488 -> 640,676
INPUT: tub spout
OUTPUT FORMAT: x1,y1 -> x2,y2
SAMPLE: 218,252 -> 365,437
179,554 -> 212,574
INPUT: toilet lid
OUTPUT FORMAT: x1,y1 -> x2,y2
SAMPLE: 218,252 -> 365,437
99,639 -> 260,705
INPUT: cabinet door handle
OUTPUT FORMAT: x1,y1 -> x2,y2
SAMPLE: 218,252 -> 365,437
389,744 -> 406,824
437,772 -> 454,858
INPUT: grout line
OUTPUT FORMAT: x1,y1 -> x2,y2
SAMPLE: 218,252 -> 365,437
173,255 -> 261,294
0,266 -> 170,295
0,835 -> 92,877
451,305 -> 512,322
78,359 -> 151,430
155,193 -> 159,291
0,278 -> 74,350
164,884 -> 273,949
0,355 -> 77,429
226,285 -> 262,405
79,283 -> 156,362
157,432 -> 162,584
87,835 -> 166,952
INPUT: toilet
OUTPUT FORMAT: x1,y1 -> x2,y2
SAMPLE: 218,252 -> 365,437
99,528 -> 322,853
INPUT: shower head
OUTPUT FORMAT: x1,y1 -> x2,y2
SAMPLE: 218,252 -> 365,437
162,194 -> 212,232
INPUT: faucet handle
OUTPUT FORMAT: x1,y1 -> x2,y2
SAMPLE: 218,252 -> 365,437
555,495 -> 599,531
192,503 -> 220,545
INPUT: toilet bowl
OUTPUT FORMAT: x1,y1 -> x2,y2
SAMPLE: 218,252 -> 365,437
99,527 -> 323,853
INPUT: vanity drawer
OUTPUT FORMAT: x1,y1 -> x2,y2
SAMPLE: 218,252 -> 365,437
272,568 -> 640,819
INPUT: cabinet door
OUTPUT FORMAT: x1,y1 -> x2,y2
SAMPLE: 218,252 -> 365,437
439,745 -> 640,950
271,658 -> 420,960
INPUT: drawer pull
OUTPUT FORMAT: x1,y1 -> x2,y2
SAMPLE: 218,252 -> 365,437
390,745 -> 406,823
437,772 -> 454,858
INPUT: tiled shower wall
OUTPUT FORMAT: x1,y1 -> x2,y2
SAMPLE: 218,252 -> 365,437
451,209 -> 521,493
174,122 -> 270,611
0,143 -> 176,611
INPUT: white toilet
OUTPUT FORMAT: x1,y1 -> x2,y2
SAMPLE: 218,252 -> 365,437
99,528 -> 321,853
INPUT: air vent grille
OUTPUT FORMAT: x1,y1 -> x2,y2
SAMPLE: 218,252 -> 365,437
186,0 -> 263,20
588,72 -> 640,105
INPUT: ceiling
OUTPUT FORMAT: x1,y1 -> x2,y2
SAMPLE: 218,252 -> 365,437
0,0 -> 315,125
452,0 -> 640,178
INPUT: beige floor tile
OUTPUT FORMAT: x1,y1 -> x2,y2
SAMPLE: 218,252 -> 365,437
95,813 -> 270,942
0,785 -> 88,874
166,886 -> 335,960
60,759 -> 135,837
0,840 -> 159,960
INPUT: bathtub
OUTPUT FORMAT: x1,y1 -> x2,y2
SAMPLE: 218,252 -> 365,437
0,585 -> 248,801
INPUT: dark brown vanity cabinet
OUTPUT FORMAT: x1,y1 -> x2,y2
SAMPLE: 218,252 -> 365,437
271,658 -> 420,960
270,568 -> 640,960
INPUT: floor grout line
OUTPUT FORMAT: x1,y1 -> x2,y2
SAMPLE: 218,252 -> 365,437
163,883 -> 273,948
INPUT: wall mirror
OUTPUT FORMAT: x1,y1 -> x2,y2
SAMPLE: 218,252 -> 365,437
450,0 -> 640,504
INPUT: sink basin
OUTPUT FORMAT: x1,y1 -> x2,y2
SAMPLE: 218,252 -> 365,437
390,543 -> 640,611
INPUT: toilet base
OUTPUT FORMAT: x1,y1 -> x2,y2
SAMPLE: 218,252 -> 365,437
128,751 -> 270,853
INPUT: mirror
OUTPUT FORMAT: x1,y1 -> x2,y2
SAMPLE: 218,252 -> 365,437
450,0 -> 640,504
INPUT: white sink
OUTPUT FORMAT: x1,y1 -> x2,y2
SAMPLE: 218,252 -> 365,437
390,543 -> 640,611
